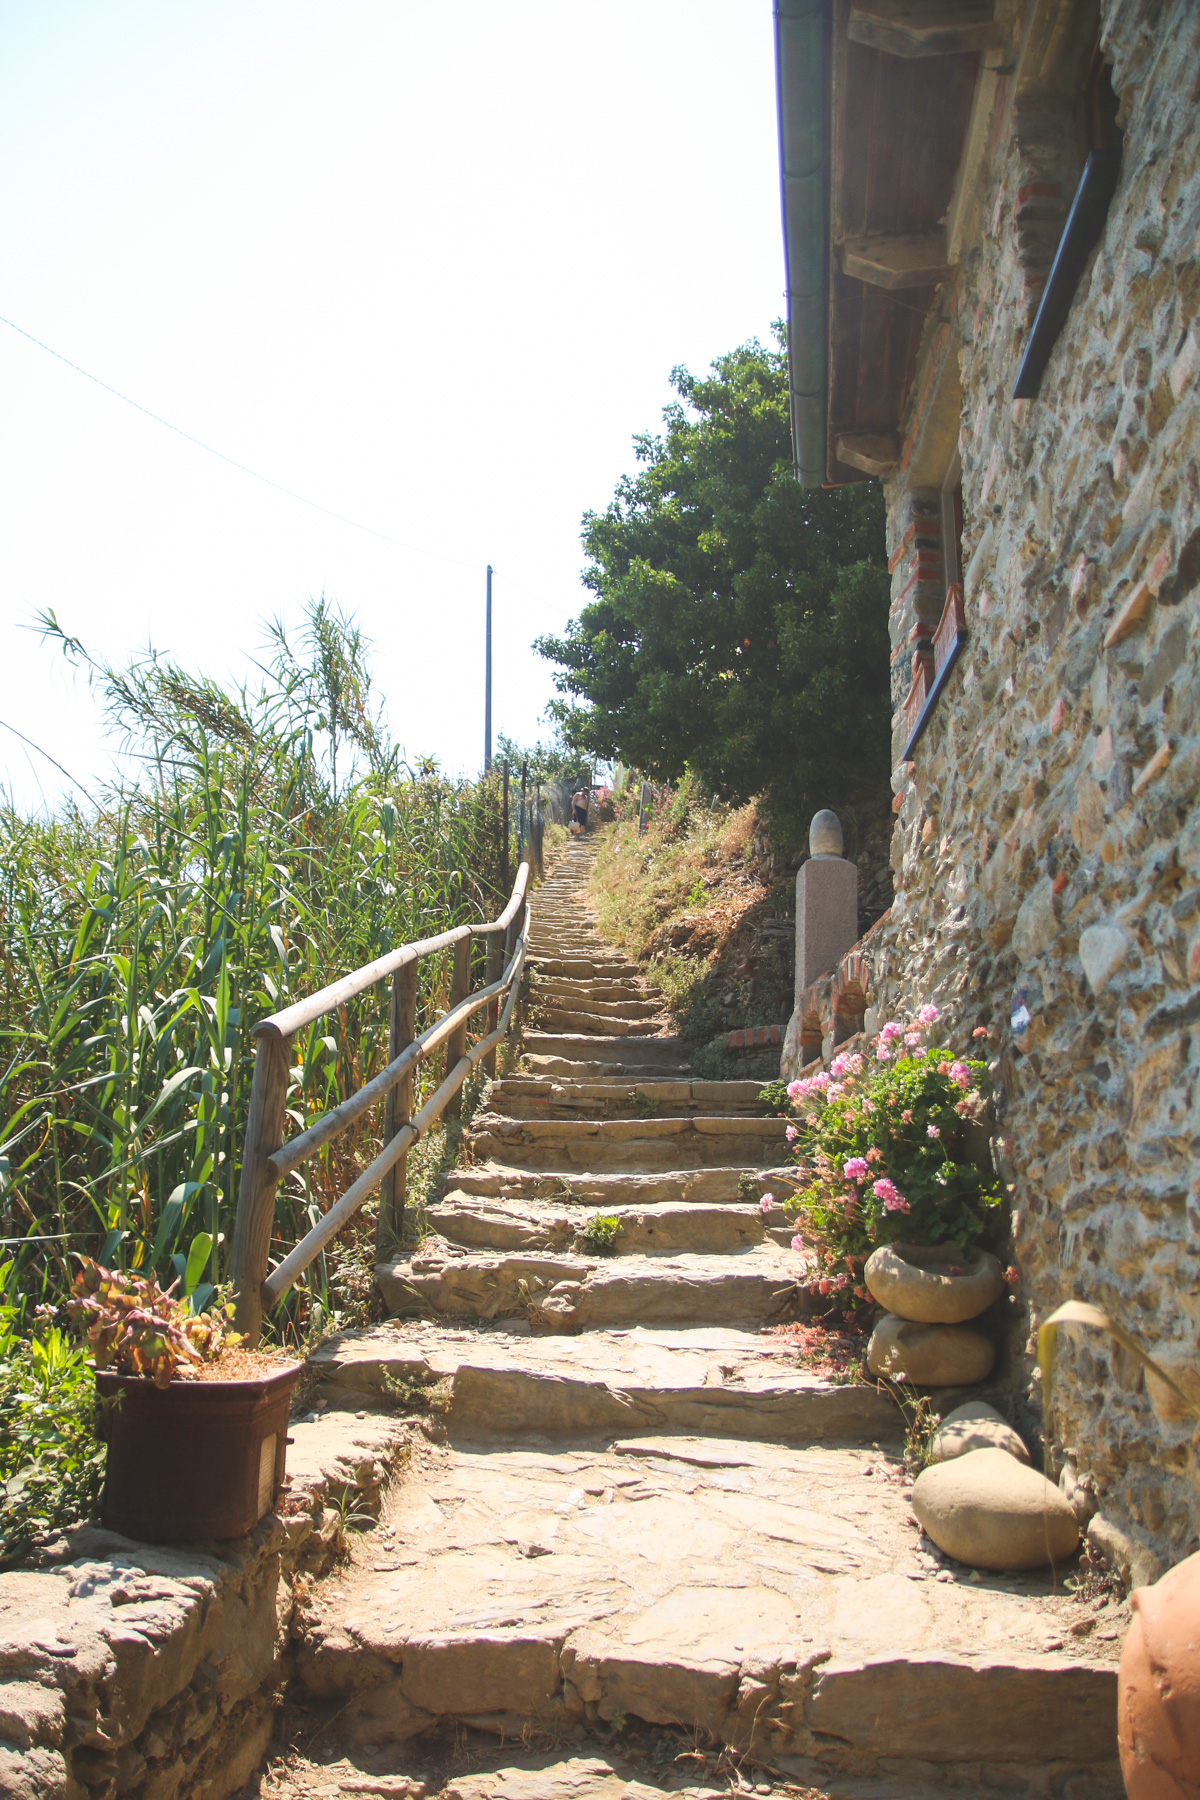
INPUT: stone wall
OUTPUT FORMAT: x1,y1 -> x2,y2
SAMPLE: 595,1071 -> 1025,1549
0,1410 -> 412,1800
789,0 -> 1200,1572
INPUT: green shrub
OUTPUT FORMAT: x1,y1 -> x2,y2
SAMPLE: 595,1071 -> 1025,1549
782,1009 -> 1003,1314
0,1266 -> 103,1565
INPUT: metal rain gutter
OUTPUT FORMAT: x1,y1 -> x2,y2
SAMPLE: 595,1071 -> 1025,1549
774,0 -> 830,488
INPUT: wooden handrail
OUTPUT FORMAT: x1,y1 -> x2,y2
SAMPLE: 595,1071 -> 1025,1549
229,865 -> 531,1343
261,923 -> 528,1310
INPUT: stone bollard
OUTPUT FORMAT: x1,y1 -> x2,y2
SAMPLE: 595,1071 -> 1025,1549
795,810 -> 858,999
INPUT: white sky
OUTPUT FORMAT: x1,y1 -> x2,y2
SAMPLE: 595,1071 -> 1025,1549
0,1 -> 783,810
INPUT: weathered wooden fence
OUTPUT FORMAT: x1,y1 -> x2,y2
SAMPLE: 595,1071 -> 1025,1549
229,863 -> 531,1343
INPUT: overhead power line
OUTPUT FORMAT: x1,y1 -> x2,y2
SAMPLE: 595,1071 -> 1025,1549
0,311 -> 486,575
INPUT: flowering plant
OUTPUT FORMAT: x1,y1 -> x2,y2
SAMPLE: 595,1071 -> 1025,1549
67,1258 -> 240,1388
778,1008 -> 1003,1313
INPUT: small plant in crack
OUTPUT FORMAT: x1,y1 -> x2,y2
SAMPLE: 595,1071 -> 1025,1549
624,1087 -> 661,1117
579,1213 -> 624,1255
380,1370 -> 453,1416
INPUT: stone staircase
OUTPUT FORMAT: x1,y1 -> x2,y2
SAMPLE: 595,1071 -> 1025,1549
292,838 -> 1123,1799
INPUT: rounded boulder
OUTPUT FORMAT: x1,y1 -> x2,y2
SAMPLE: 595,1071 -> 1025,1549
864,1240 -> 1004,1324
912,1447 -> 1081,1570
866,1312 -> 995,1386
930,1400 -> 1030,1465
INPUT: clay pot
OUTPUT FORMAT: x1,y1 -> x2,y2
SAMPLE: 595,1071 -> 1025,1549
1119,1548 -> 1200,1799
864,1240 -> 1004,1323
97,1360 -> 302,1542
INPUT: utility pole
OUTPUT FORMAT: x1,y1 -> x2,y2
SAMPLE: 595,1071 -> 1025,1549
484,564 -> 493,773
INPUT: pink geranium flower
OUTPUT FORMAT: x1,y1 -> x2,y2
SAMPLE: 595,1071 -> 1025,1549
843,1157 -> 869,1180
786,1125 -> 798,1142
950,1061 -> 971,1089
871,1177 -> 901,1205
884,1194 -> 912,1213
760,1194 -> 774,1213
927,1124 -> 941,1139
918,1004 -> 940,1025
880,1021 -> 904,1042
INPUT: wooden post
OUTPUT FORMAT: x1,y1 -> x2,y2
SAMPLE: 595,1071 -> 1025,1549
501,762 -> 510,894
377,959 -> 418,1256
518,761 -> 527,865
445,931 -> 473,1117
229,1032 -> 291,1345
482,933 -> 503,1078
530,792 -> 544,881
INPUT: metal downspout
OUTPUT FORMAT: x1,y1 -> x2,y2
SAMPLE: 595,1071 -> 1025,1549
773,0 -> 830,488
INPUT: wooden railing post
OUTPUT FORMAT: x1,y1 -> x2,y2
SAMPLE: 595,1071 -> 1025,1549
530,804 -> 544,881
445,931 -> 473,1117
377,959 -> 418,1256
482,934 -> 503,1078
229,1031 -> 291,1345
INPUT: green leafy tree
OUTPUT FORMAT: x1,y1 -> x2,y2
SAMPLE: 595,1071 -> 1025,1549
535,330 -> 891,850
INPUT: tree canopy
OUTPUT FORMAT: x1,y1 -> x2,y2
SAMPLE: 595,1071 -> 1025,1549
535,330 -> 891,850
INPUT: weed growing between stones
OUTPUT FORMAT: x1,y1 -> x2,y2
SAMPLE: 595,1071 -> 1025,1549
380,1370 -> 453,1418
780,1008 -> 1003,1315
624,1087 -> 660,1117
895,1385 -> 940,1477
579,1213 -> 624,1255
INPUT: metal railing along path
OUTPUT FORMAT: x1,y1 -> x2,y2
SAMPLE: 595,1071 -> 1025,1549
229,863 -> 531,1344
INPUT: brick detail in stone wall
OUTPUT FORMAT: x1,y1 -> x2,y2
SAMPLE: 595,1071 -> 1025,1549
887,496 -> 944,712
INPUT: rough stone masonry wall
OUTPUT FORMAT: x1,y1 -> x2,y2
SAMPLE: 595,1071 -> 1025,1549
861,0 -> 1200,1571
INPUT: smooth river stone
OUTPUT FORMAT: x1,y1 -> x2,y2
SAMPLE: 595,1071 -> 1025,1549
912,1447 -> 1081,1571
866,1312 -> 995,1386
864,1240 -> 1005,1324
931,1400 -> 1030,1465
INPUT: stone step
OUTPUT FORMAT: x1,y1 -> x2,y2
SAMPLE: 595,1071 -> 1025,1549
292,1421 -> 1120,1792
427,1190 -> 768,1256
530,977 -> 649,1004
535,1008 -> 671,1037
485,1076 -> 770,1119
531,957 -> 641,979
451,1162 -> 787,1205
377,1241 -> 803,1328
533,996 -> 664,1023
465,1113 -> 789,1171
524,1033 -> 688,1069
310,1321 -> 897,1442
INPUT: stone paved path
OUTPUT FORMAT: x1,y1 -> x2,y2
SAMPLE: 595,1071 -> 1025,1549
281,840 -> 1124,1800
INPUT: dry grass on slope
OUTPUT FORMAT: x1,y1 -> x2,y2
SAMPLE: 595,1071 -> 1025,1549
588,787 -> 794,1073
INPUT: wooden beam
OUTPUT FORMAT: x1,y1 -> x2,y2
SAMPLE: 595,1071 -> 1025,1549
836,431 -> 900,477
848,1 -> 999,58
842,230 -> 952,289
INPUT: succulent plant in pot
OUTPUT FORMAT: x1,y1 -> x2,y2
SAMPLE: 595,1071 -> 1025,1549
68,1254 -> 301,1544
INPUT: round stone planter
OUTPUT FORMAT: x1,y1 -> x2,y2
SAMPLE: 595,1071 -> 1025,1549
864,1240 -> 1004,1324
866,1312 -> 995,1386
96,1360 -> 302,1542
1119,1547 -> 1200,1799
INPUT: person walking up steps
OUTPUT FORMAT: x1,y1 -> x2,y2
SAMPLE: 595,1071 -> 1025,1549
571,785 -> 589,832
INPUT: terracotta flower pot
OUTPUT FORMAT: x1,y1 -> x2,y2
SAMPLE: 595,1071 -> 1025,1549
1119,1548 -> 1200,1799
96,1361 -> 302,1543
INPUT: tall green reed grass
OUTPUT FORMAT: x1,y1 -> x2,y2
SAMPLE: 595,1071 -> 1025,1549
1,600 -> 513,1337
